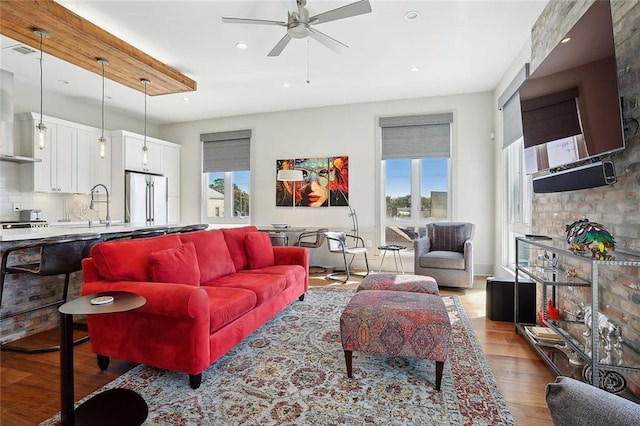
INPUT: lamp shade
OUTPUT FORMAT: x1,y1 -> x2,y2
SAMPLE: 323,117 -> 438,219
277,169 -> 303,181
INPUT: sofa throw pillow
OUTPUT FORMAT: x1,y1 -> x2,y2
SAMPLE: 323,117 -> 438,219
91,234 -> 182,281
244,232 -> 275,269
179,229 -> 236,282
148,242 -> 201,286
431,224 -> 466,252
222,226 -> 259,270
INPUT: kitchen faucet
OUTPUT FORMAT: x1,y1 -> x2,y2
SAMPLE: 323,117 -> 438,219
89,184 -> 111,225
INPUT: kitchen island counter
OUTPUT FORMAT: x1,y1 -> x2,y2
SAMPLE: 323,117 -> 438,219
0,222 -> 196,242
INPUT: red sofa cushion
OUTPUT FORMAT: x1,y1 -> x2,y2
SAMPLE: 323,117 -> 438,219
239,265 -> 306,289
90,234 -> 182,281
200,286 -> 257,332
208,273 -> 287,306
244,232 -> 275,269
179,230 -> 236,282
148,242 -> 201,286
222,226 -> 258,271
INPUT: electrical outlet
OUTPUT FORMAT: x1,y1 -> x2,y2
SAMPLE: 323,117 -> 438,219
366,239 -> 372,248
12,202 -> 21,212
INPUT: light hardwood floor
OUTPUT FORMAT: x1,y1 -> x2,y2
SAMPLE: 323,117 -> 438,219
1,274 -> 554,425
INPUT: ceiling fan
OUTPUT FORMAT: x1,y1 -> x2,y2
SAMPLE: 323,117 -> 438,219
222,0 -> 372,57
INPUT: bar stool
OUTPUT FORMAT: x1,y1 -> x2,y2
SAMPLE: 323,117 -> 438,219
166,223 -> 209,234
103,226 -> 167,241
0,233 -> 102,353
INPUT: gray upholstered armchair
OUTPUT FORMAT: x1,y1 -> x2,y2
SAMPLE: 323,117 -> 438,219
413,222 -> 475,288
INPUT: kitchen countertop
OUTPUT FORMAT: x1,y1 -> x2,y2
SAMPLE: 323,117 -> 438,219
0,222 -> 189,242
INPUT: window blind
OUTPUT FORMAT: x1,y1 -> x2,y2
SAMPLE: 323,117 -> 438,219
201,129 -> 251,172
521,87 -> 581,149
379,112 -> 453,159
498,63 -> 529,148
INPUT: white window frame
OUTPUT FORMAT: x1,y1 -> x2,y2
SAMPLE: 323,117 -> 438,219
202,171 -> 251,224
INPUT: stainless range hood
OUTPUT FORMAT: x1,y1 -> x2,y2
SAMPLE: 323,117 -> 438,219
0,68 -> 40,163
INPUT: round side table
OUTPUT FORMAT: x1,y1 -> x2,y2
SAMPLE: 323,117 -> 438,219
59,291 -> 147,426
377,245 -> 407,274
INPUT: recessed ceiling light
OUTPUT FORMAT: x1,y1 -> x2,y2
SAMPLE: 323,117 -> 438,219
561,37 -> 571,44
183,97 -> 189,101
410,66 -> 419,72
58,79 -> 69,85
405,11 -> 419,20
282,82 -> 290,88
235,42 -> 248,50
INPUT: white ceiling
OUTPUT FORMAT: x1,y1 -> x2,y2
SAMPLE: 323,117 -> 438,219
0,0 -> 549,126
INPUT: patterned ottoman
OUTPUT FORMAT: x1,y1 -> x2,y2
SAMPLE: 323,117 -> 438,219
357,273 -> 439,295
340,290 -> 451,390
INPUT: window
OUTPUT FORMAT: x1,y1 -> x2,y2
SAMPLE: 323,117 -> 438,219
499,64 -> 531,267
379,113 -> 453,247
201,130 -> 251,223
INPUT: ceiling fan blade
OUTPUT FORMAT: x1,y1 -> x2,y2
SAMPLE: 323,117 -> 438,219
308,28 -> 348,53
221,17 -> 286,26
309,0 -> 372,25
268,33 -> 293,57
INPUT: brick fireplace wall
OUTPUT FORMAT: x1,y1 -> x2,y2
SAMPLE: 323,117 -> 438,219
530,0 -> 640,393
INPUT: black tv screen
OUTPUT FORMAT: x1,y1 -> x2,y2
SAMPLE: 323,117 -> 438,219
519,0 -> 625,175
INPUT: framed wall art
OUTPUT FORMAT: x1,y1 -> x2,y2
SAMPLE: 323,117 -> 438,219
276,156 -> 349,207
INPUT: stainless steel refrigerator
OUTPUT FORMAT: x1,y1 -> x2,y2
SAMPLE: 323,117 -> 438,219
125,171 -> 168,224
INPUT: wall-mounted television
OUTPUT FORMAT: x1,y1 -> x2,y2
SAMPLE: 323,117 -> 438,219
519,0 -> 625,175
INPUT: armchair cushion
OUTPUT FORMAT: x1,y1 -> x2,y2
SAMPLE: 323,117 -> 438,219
431,223 -> 467,252
419,251 -> 465,270
148,242 -> 201,286
179,230 -> 235,282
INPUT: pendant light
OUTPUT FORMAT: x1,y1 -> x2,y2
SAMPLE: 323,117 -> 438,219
97,58 -> 109,159
34,28 -> 49,150
141,78 -> 150,167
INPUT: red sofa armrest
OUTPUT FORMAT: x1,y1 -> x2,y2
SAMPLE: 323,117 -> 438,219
82,280 -> 209,319
273,246 -> 309,268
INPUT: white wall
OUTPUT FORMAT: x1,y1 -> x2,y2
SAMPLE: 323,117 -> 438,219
160,92 -> 496,275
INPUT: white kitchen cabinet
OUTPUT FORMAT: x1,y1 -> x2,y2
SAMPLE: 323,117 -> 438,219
76,128 -> 94,194
163,144 -> 180,197
124,135 -> 163,174
18,113 -> 108,194
19,114 -> 79,193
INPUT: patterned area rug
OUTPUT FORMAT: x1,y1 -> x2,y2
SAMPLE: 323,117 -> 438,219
42,287 -> 514,425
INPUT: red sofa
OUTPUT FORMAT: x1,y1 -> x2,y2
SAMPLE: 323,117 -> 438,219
81,226 -> 309,388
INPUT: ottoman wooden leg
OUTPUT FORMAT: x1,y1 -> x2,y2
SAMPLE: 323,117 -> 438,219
344,350 -> 353,378
435,361 -> 444,391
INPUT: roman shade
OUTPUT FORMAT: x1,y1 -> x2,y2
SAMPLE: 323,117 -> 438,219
521,87 -> 582,149
498,63 -> 529,148
201,129 -> 251,172
379,113 -> 453,159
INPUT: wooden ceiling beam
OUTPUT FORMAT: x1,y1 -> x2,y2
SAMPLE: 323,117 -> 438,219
0,0 -> 197,96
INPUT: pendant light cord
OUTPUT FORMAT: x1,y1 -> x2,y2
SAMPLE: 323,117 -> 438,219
100,61 -> 105,138
143,79 -> 148,148
306,38 -> 310,84
39,32 -> 44,125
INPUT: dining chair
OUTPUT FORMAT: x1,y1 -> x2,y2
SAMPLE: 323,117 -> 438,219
324,231 -> 370,283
